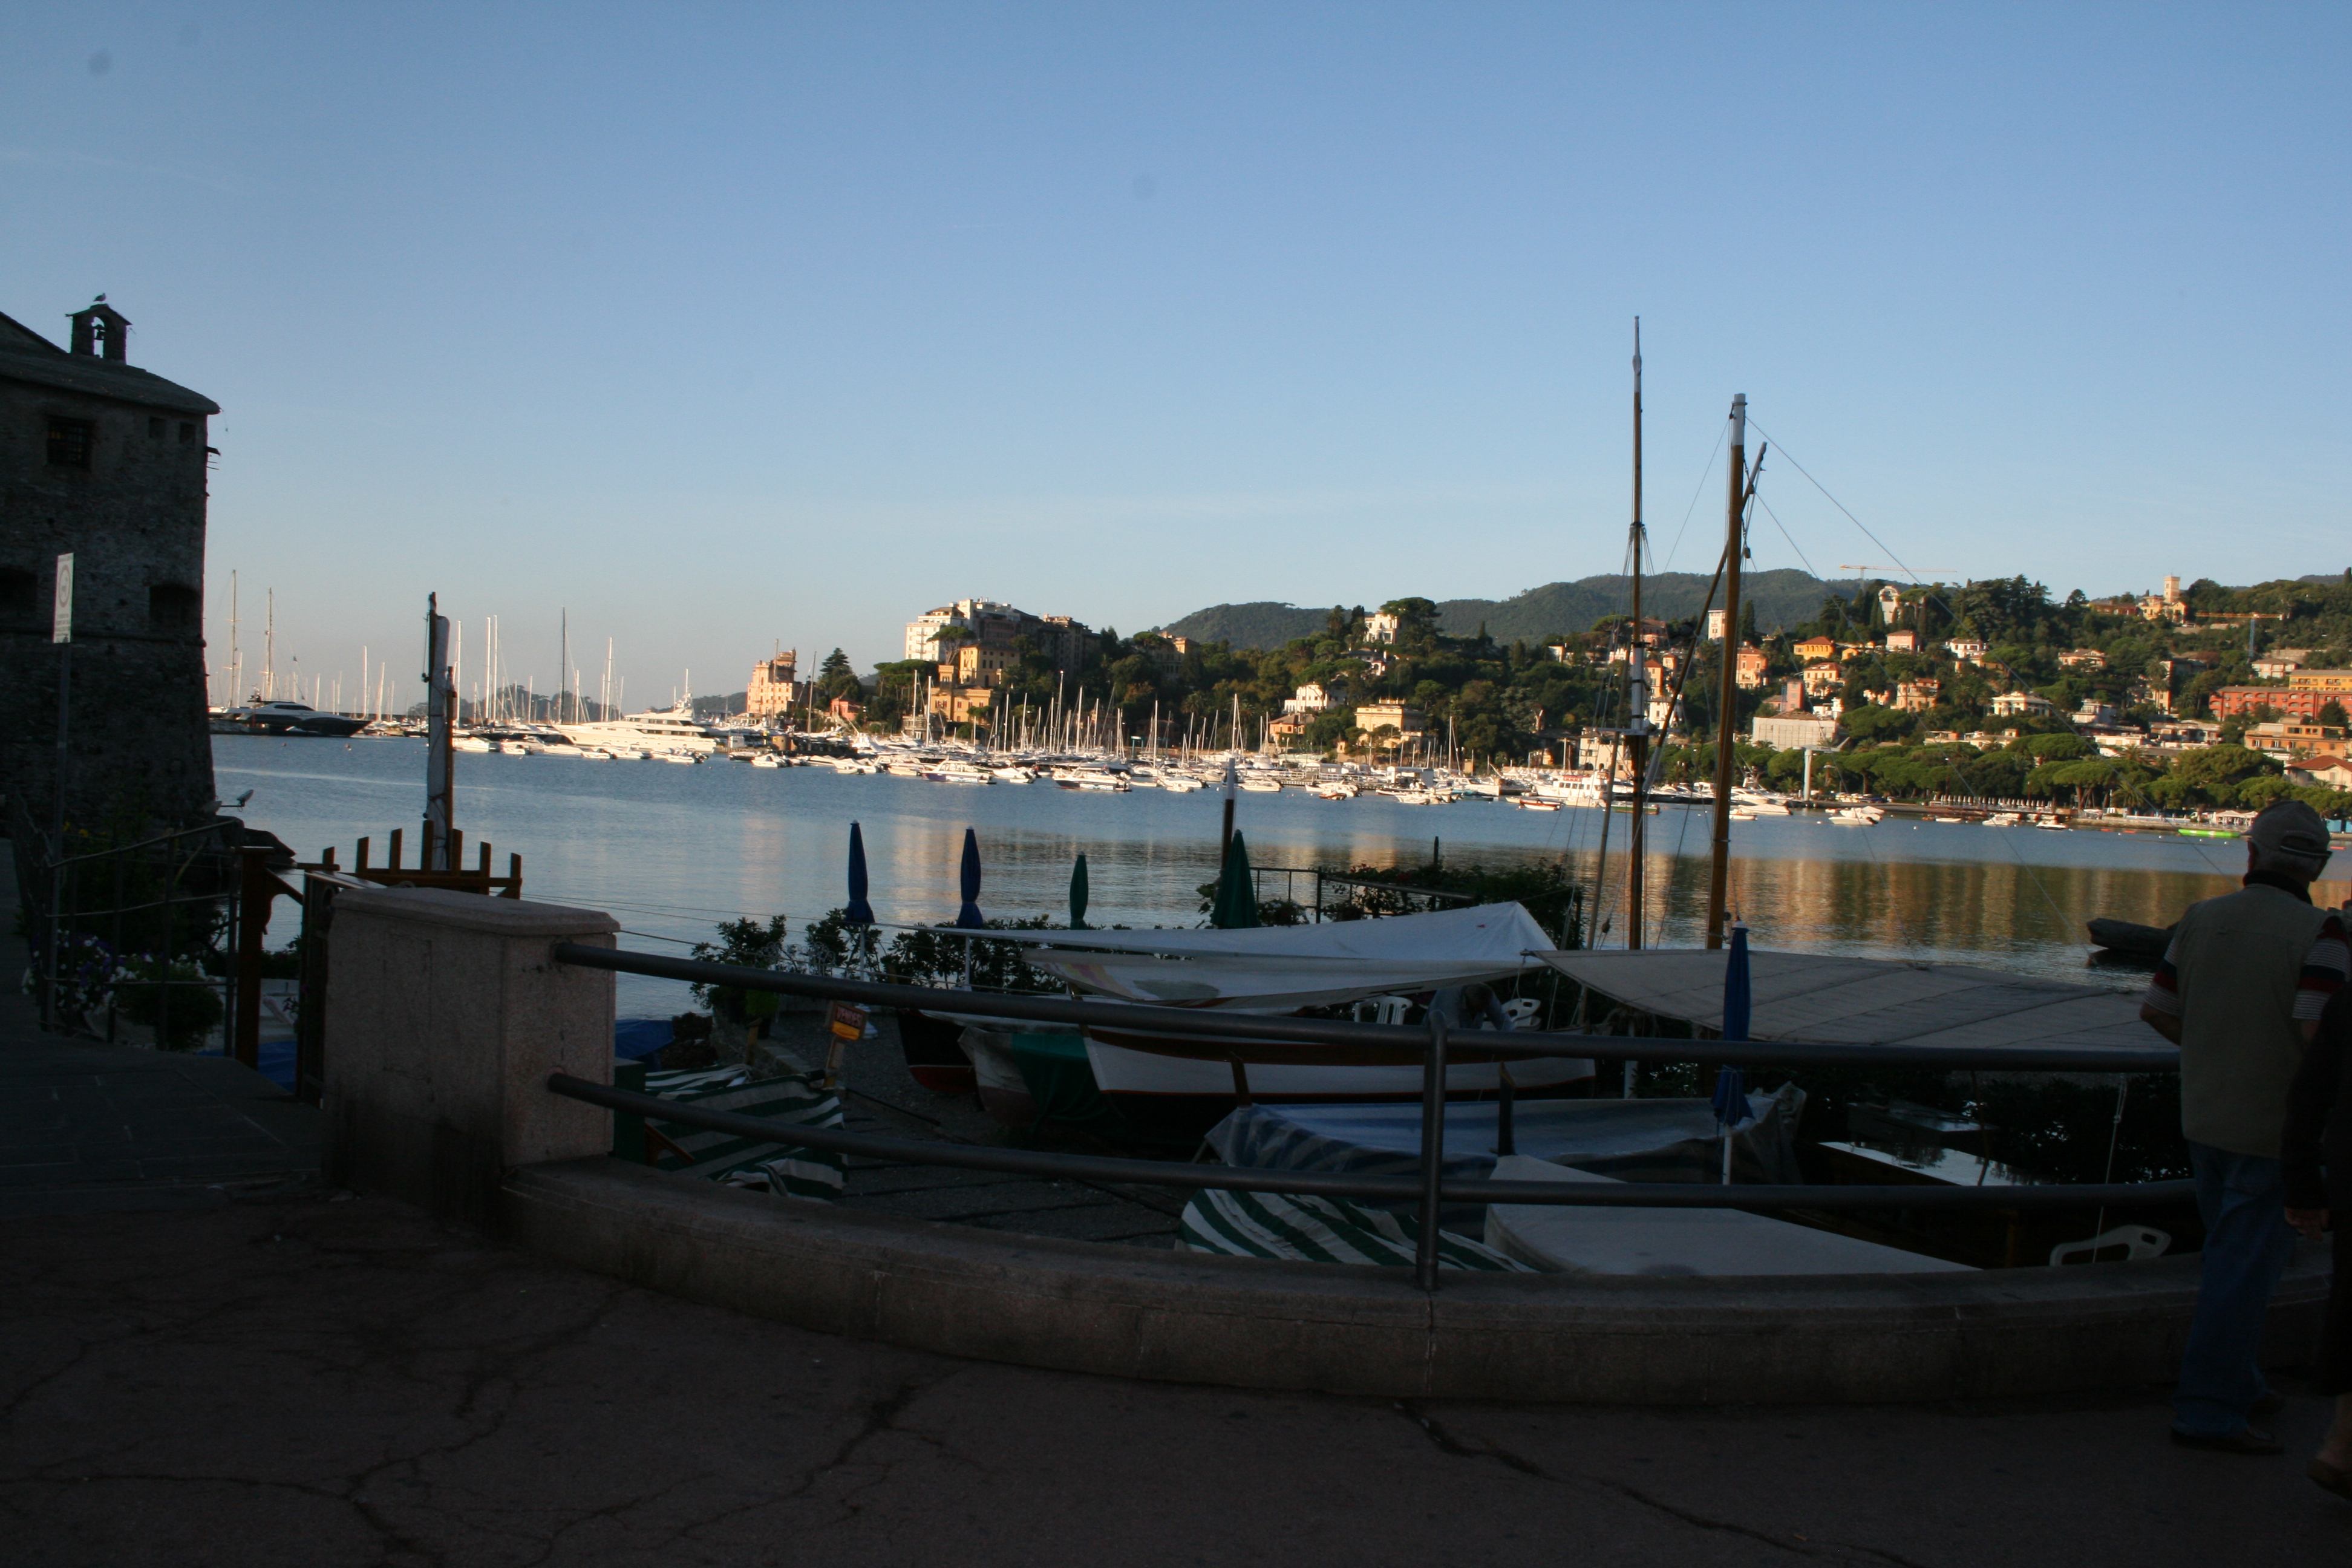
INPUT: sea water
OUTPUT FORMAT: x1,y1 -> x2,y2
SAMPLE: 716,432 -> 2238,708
215,734 -> 2337,1019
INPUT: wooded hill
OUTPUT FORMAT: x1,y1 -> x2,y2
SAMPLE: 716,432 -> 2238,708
1157,570 -> 1835,650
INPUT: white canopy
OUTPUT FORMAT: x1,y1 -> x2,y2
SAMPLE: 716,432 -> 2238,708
1534,947 -> 2162,1057
1030,903 -> 1553,1011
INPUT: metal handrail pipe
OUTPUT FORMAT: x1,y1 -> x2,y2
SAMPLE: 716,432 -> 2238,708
546,1074 -> 2194,1213
548,942 -> 2181,1074
44,820 -> 233,871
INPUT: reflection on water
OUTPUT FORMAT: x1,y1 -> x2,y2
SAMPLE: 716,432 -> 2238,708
217,736 -> 2347,1014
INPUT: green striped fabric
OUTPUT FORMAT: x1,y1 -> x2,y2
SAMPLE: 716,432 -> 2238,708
643,1065 -> 845,1201
1180,1189 -> 1527,1272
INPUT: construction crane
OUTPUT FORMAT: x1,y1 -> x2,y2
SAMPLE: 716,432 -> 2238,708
1837,563 -> 1961,581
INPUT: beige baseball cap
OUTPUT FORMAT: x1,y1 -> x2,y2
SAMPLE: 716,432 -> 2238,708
2247,799 -> 2332,865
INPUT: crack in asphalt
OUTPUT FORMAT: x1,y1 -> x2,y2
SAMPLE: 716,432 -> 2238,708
1394,1402 -> 1938,1568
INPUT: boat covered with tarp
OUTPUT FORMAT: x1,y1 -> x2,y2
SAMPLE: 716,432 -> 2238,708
1027,901 -> 1554,1010
1531,947 -> 2161,1058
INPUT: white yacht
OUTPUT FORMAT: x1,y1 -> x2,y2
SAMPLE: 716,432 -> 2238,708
556,701 -> 721,756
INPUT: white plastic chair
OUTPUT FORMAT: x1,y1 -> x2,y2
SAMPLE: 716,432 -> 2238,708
1500,998 -> 1541,1027
2048,1225 -> 2171,1266
1351,995 -> 1413,1027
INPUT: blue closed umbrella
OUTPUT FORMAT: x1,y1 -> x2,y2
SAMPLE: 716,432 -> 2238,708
1712,921 -> 1755,1183
955,827 -> 985,929
845,822 -> 875,926
1069,852 -> 1089,929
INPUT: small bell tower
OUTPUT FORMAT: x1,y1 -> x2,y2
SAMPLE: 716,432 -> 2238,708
68,296 -> 131,362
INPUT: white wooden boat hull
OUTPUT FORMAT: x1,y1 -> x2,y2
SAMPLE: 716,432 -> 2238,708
1084,1030 -> 1595,1109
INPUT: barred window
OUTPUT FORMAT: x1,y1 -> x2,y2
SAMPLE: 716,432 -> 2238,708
47,417 -> 93,468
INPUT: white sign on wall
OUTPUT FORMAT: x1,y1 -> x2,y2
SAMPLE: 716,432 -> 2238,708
52,554 -> 73,645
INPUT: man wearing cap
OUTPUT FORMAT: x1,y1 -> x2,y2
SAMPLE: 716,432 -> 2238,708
2141,798 -> 2348,1454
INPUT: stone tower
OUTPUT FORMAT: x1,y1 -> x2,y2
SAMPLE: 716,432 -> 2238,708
0,298 -> 220,836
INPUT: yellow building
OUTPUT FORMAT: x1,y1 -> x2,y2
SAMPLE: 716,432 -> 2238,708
746,650 -> 800,723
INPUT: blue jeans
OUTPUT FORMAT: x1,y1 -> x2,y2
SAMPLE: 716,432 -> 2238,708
2173,1142 -> 2296,1436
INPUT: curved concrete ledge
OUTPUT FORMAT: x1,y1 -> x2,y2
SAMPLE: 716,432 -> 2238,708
503,1158 -> 2330,1405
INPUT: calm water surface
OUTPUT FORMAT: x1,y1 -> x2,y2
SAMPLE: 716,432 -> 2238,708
217,736 -> 2344,1016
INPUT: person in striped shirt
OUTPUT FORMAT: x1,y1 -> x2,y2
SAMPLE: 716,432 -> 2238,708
2140,799 -> 2347,1454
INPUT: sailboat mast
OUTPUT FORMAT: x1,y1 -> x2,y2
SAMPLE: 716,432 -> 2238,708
1626,320 -> 1649,952
1705,394 -> 1748,949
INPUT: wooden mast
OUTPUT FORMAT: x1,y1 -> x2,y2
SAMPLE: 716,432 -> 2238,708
1705,394 -> 1747,949
1625,321 -> 1648,950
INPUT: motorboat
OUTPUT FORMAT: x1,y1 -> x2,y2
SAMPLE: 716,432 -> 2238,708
1239,776 -> 1284,793
832,757 -> 882,775
750,753 -> 783,768
1829,805 -> 1884,825
930,760 -> 993,785
991,765 -> 1036,783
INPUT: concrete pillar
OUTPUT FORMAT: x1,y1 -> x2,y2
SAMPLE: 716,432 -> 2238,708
323,887 -> 618,1226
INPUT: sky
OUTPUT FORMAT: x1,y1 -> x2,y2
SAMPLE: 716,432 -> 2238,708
5,4 -> 2347,708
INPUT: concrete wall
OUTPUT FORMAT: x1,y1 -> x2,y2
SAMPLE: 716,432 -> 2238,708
0,324 -> 216,831
505,1157 -> 2331,1405
324,887 -> 618,1228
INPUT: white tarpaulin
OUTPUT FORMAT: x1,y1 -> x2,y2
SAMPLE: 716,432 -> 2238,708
1535,948 -> 2161,1057
1030,903 -> 1552,1010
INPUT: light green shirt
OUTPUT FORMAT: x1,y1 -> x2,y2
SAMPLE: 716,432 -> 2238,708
2162,883 -> 2328,1158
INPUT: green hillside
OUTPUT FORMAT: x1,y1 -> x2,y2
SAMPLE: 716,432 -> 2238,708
1152,601 -> 1331,648
1158,570 -> 1835,651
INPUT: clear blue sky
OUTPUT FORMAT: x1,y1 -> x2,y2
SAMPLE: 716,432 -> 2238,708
6,4 -> 2346,706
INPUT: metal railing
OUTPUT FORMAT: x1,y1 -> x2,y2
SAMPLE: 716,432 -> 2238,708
1246,864 -> 1475,923
547,942 -> 2191,1290
10,799 -> 240,1048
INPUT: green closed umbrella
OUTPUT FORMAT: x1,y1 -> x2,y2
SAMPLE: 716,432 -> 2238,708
1069,852 -> 1090,929
1209,829 -> 1261,929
